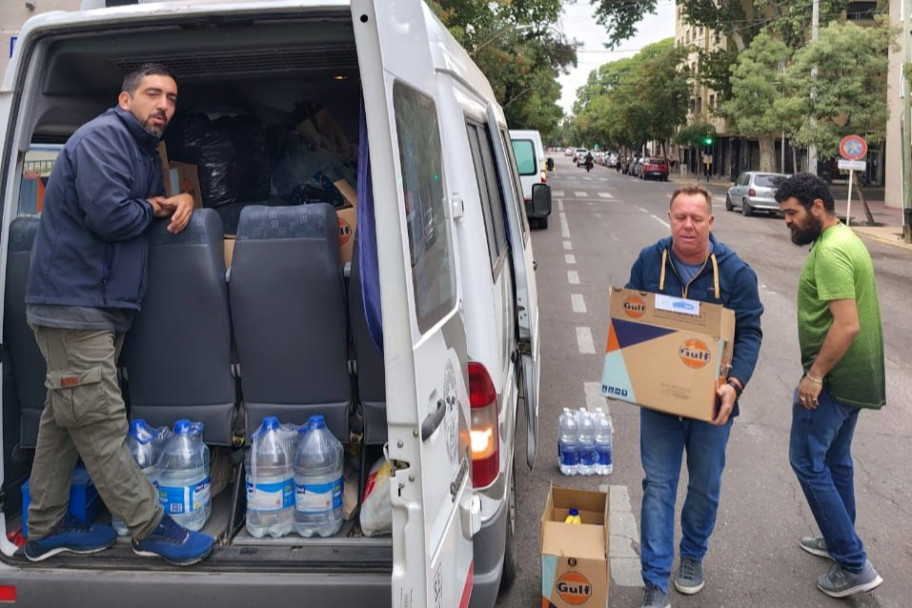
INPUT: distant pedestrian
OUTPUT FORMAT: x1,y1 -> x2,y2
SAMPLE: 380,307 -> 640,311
627,185 -> 763,608
775,172 -> 885,598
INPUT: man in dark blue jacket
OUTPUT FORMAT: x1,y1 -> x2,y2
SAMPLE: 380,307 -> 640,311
629,185 -> 763,608
22,63 -> 213,566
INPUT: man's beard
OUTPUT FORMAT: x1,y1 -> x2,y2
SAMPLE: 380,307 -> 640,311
142,114 -> 168,137
790,214 -> 823,245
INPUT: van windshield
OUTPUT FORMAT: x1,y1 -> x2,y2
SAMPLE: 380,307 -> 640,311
510,139 -> 536,176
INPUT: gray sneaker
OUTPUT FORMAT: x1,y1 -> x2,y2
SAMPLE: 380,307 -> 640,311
817,560 -> 883,598
641,583 -> 670,608
673,556 -> 705,595
799,536 -> 833,559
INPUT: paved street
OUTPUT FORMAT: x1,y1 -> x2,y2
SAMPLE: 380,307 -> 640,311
496,157 -> 912,608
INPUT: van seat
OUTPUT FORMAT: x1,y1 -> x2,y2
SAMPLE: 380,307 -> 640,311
348,238 -> 386,444
230,204 -> 351,441
123,210 -> 236,445
3,216 -> 45,448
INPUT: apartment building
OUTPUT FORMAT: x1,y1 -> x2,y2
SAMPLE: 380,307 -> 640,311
1,0 -> 81,81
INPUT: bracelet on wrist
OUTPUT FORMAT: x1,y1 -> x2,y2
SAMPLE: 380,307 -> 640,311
726,379 -> 743,397
804,372 -> 823,385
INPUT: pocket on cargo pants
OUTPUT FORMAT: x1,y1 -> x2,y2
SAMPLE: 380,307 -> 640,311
45,366 -> 111,428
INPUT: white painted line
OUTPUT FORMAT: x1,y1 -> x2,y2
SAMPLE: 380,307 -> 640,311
604,484 -> 642,588
595,212 -> 602,219
557,200 -> 564,212
584,382 -> 608,414
586,201 -> 594,207
563,240 -> 573,250
553,190 -> 565,197
651,214 -> 670,228
568,270 -> 580,285
571,293 -> 587,313
576,327 -> 595,354
574,191 -> 588,198
598,192 -> 614,199
565,254 -> 576,265
560,213 -> 570,238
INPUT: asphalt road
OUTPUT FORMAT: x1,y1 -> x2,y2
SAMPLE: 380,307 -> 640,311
495,156 -> 912,608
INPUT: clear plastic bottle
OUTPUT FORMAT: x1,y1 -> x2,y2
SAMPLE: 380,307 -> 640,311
577,409 -> 596,476
113,419 -> 165,536
157,419 -> 211,531
594,408 -> 614,476
246,416 -> 294,538
558,408 -> 580,476
293,415 -> 343,537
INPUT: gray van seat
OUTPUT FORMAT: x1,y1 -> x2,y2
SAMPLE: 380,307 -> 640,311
123,210 -> 236,445
3,216 -> 45,448
230,204 -> 351,441
348,239 -> 386,444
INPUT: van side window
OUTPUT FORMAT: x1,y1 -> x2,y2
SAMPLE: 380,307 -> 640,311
393,82 -> 456,333
18,145 -> 61,216
466,122 -> 507,272
498,130 -> 530,240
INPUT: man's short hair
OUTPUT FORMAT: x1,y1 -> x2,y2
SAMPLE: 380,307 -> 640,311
121,63 -> 175,96
670,184 -> 712,213
774,172 -> 835,212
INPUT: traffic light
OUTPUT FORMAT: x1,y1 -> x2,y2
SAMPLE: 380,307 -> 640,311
703,135 -> 714,146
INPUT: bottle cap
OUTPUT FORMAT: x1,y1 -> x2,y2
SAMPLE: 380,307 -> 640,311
309,415 -> 326,429
569,508 -> 579,516
262,416 -> 279,431
174,419 -> 191,434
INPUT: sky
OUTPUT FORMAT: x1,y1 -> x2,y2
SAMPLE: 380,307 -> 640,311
555,0 -> 677,115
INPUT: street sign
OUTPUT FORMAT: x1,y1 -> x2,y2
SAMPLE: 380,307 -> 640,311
838,159 -> 866,171
839,135 -> 867,160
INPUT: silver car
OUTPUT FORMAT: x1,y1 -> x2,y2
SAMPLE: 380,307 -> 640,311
725,171 -> 790,216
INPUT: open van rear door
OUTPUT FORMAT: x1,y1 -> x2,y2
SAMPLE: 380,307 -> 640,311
353,1 -> 477,607
487,108 -> 540,469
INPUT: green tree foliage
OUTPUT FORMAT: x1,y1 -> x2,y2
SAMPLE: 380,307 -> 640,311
427,0 -> 577,138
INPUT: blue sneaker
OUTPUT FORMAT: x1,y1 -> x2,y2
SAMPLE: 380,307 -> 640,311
131,515 -> 214,566
23,514 -> 116,562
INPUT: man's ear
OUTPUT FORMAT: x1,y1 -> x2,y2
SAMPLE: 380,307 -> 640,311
117,91 -> 131,111
811,198 -> 826,215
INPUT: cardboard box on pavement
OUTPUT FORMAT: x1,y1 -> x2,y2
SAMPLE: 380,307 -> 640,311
541,485 -> 609,608
600,287 -> 735,421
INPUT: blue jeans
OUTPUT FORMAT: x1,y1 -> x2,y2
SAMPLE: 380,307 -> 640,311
640,408 -> 732,592
789,388 -> 866,571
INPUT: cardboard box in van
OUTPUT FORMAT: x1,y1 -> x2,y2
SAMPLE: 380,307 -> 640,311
334,179 -> 358,264
600,287 -> 735,421
157,142 -> 203,208
541,485 -> 609,608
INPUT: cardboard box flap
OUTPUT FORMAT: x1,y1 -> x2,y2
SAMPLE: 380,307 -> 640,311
609,286 -> 734,337
541,520 -> 606,560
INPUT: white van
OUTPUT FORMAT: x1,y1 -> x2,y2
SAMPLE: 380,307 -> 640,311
0,2 -> 541,607
509,129 -> 551,229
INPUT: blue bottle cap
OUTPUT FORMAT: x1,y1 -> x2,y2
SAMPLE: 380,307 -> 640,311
309,415 -> 326,429
130,419 -> 146,434
262,416 -> 279,431
174,419 -> 191,434
569,508 -> 579,516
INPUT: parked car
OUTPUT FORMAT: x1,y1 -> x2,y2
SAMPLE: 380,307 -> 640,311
726,171 -> 790,216
630,156 -> 644,177
639,157 -> 669,181
574,148 -> 589,166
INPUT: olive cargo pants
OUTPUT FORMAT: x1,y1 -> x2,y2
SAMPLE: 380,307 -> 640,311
27,326 -> 162,540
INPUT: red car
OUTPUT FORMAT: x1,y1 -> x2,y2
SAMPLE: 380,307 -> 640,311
639,157 -> 669,181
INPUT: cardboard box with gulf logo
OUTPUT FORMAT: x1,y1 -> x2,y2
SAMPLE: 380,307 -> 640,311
541,485 -> 609,608
600,287 -> 735,421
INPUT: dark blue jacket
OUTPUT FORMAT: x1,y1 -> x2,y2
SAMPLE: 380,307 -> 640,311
26,106 -> 164,310
626,234 -> 763,411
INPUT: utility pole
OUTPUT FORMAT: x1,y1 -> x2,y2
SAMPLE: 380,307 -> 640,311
807,0 -> 820,175
904,0 -> 912,242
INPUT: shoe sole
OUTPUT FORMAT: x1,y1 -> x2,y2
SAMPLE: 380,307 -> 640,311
132,544 -> 214,566
817,574 -> 884,598
799,540 -> 833,560
24,539 -> 116,563
673,579 -> 705,595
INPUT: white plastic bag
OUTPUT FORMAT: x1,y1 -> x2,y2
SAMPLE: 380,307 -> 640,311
360,452 -> 392,537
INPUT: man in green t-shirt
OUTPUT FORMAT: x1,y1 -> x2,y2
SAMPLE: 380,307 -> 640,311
775,172 -> 885,599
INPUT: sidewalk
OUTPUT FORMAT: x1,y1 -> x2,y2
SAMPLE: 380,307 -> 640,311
669,172 -> 912,252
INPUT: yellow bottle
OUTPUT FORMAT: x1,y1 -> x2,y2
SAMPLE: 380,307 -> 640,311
564,508 -> 582,524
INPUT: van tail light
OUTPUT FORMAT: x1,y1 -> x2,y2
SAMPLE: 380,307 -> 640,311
748,188 -> 756,197
540,170 -> 547,183
0,585 -> 16,602
469,362 -> 500,488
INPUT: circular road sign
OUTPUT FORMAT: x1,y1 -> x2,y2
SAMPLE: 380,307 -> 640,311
839,135 -> 867,161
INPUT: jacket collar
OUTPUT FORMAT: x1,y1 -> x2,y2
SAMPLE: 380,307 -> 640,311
112,106 -> 162,152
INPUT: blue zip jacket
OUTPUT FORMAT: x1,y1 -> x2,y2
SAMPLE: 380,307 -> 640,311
26,106 -> 164,310
626,234 -> 764,413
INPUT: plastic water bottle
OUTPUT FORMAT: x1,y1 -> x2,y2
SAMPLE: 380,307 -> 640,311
594,408 -> 614,476
158,419 -> 211,531
293,415 -> 343,537
558,408 -> 580,476
577,410 -> 596,476
246,417 -> 294,538
113,420 -> 167,536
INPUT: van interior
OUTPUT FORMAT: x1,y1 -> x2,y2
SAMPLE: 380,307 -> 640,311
3,9 -> 398,570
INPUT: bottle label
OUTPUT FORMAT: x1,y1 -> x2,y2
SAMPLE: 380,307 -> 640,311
159,477 -> 211,514
558,443 -> 580,466
246,477 -> 294,511
294,476 -> 343,514
597,447 -> 613,466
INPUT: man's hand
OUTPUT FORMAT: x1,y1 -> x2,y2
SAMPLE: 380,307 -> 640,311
712,382 -> 738,425
164,193 -> 194,234
147,196 -> 172,218
796,375 -> 823,410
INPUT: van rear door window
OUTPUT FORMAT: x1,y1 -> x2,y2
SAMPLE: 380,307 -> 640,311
510,139 -> 536,176
393,82 -> 456,333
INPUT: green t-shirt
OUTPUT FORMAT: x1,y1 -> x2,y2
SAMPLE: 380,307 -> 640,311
797,223 -> 885,409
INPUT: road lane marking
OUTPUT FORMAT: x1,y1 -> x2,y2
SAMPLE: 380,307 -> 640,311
584,382 -> 608,415
557,200 -> 564,212
553,190 -> 564,197
568,270 -> 580,285
574,191 -> 588,197
561,213 -> 570,238
598,192 -> 614,199
576,327 -> 595,354
565,254 -> 576,265
571,293 -> 587,313
651,214 -> 670,228
563,240 -> 573,250
602,483 -> 642,588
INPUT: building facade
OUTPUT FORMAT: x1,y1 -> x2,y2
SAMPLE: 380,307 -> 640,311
2,0 -> 81,82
